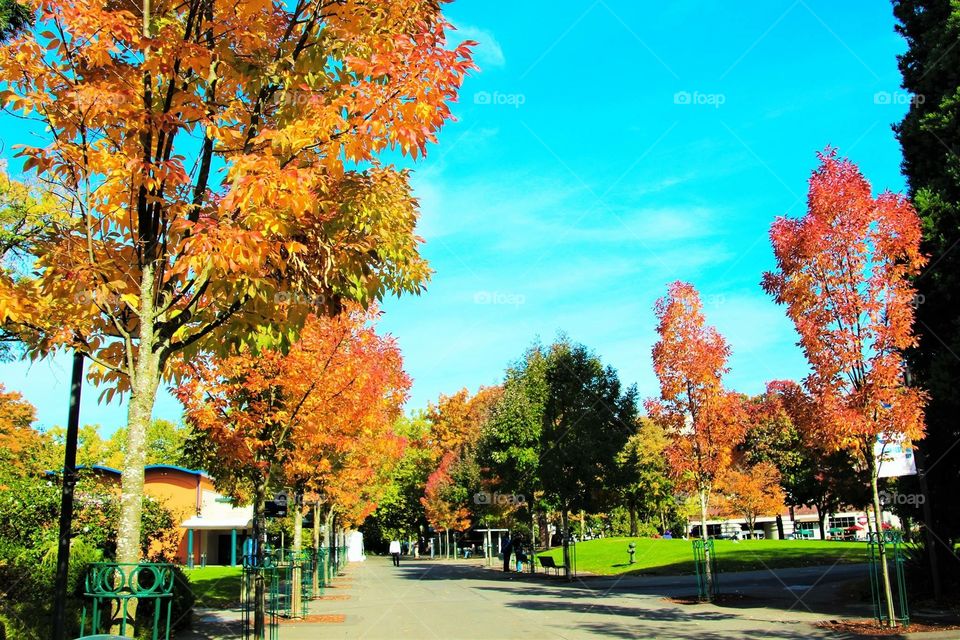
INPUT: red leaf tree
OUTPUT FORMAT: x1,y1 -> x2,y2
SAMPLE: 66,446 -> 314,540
646,281 -> 746,597
762,148 -> 927,627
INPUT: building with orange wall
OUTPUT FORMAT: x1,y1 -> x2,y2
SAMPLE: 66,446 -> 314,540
86,464 -> 252,566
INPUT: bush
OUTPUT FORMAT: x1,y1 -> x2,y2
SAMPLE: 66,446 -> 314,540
0,469 -> 184,638
0,537 -> 102,640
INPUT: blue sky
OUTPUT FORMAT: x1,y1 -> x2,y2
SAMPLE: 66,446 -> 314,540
1,0 -> 915,434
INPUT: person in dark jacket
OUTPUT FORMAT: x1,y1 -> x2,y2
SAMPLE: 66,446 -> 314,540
502,533 -> 513,572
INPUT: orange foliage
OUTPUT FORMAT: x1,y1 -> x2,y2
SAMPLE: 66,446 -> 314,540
718,462 -> 786,531
646,282 -> 747,496
176,306 -> 409,520
0,383 -> 42,472
762,149 -> 927,460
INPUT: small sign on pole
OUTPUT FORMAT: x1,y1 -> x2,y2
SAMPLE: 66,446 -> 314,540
265,490 -> 289,518
875,433 -> 917,478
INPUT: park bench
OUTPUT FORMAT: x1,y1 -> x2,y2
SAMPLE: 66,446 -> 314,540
538,555 -> 566,576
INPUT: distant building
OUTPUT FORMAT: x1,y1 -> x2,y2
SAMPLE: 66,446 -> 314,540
688,504 -> 899,541
84,464 -> 252,566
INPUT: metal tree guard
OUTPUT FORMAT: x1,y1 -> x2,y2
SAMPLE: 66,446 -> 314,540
868,531 -> 910,627
79,562 -> 175,640
242,553 -> 279,640
692,539 -> 718,601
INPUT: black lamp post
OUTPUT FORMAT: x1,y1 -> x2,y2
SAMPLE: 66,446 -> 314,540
51,351 -> 84,640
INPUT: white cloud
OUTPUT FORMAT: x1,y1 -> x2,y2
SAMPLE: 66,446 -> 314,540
453,24 -> 506,68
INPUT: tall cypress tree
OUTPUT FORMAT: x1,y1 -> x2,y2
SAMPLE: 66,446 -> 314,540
893,0 -> 960,550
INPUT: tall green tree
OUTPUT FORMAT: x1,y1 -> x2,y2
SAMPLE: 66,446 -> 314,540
893,0 -> 960,559
541,338 -> 638,578
613,419 -> 679,536
477,344 -> 549,545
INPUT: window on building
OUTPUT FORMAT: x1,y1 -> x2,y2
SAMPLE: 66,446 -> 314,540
829,516 -> 855,529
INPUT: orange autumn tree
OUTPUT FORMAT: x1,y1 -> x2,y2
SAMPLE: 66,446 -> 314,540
420,386 -> 501,546
176,307 -> 408,634
421,451 -> 472,536
0,383 -> 45,473
284,312 -> 410,556
762,148 -> 926,627
0,0 -> 473,565
646,281 -> 746,598
718,462 -> 786,535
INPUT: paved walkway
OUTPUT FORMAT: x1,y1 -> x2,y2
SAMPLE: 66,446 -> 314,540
181,557 -> 954,639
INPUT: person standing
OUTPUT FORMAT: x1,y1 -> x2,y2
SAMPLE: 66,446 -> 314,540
389,539 -> 401,567
502,533 -> 513,572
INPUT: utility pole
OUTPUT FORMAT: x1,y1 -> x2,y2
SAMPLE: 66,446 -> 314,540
51,352 -> 85,640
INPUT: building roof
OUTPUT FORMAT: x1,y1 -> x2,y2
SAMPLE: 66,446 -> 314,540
46,463 -> 211,478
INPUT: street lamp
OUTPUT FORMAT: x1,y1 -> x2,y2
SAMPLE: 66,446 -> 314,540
51,351 -> 85,640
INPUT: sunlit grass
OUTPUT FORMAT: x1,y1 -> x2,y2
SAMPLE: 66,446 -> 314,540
184,565 -> 244,608
536,537 -> 869,576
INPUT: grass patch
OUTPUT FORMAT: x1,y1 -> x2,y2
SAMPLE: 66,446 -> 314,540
184,566 -> 243,608
536,537 -> 870,576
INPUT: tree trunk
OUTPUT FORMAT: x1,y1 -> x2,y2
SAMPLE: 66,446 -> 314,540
537,511 -> 549,549
561,508 -> 571,580
628,500 -> 637,537
252,476 -> 268,640
699,488 -> 713,599
312,503 -> 321,597
869,464 -> 898,628
775,514 -> 784,540
291,500 -> 303,617
113,264 -> 162,637
816,504 -> 826,540
530,507 -> 536,573
115,349 -> 160,565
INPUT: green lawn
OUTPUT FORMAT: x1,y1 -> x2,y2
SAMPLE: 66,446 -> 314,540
536,537 -> 870,576
184,566 -> 244,608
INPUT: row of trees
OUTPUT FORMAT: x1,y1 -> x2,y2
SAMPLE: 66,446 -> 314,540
364,150 -> 927,627
0,0 -> 475,577
0,1 -> 475,636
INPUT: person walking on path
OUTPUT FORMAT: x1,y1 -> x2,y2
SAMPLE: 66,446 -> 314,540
389,539 -> 401,567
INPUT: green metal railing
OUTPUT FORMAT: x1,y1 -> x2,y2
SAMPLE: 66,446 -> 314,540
271,550 -> 313,619
241,555 -> 279,640
79,562 -> 174,640
313,547 -> 327,598
868,531 -> 909,627
692,539 -> 718,601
